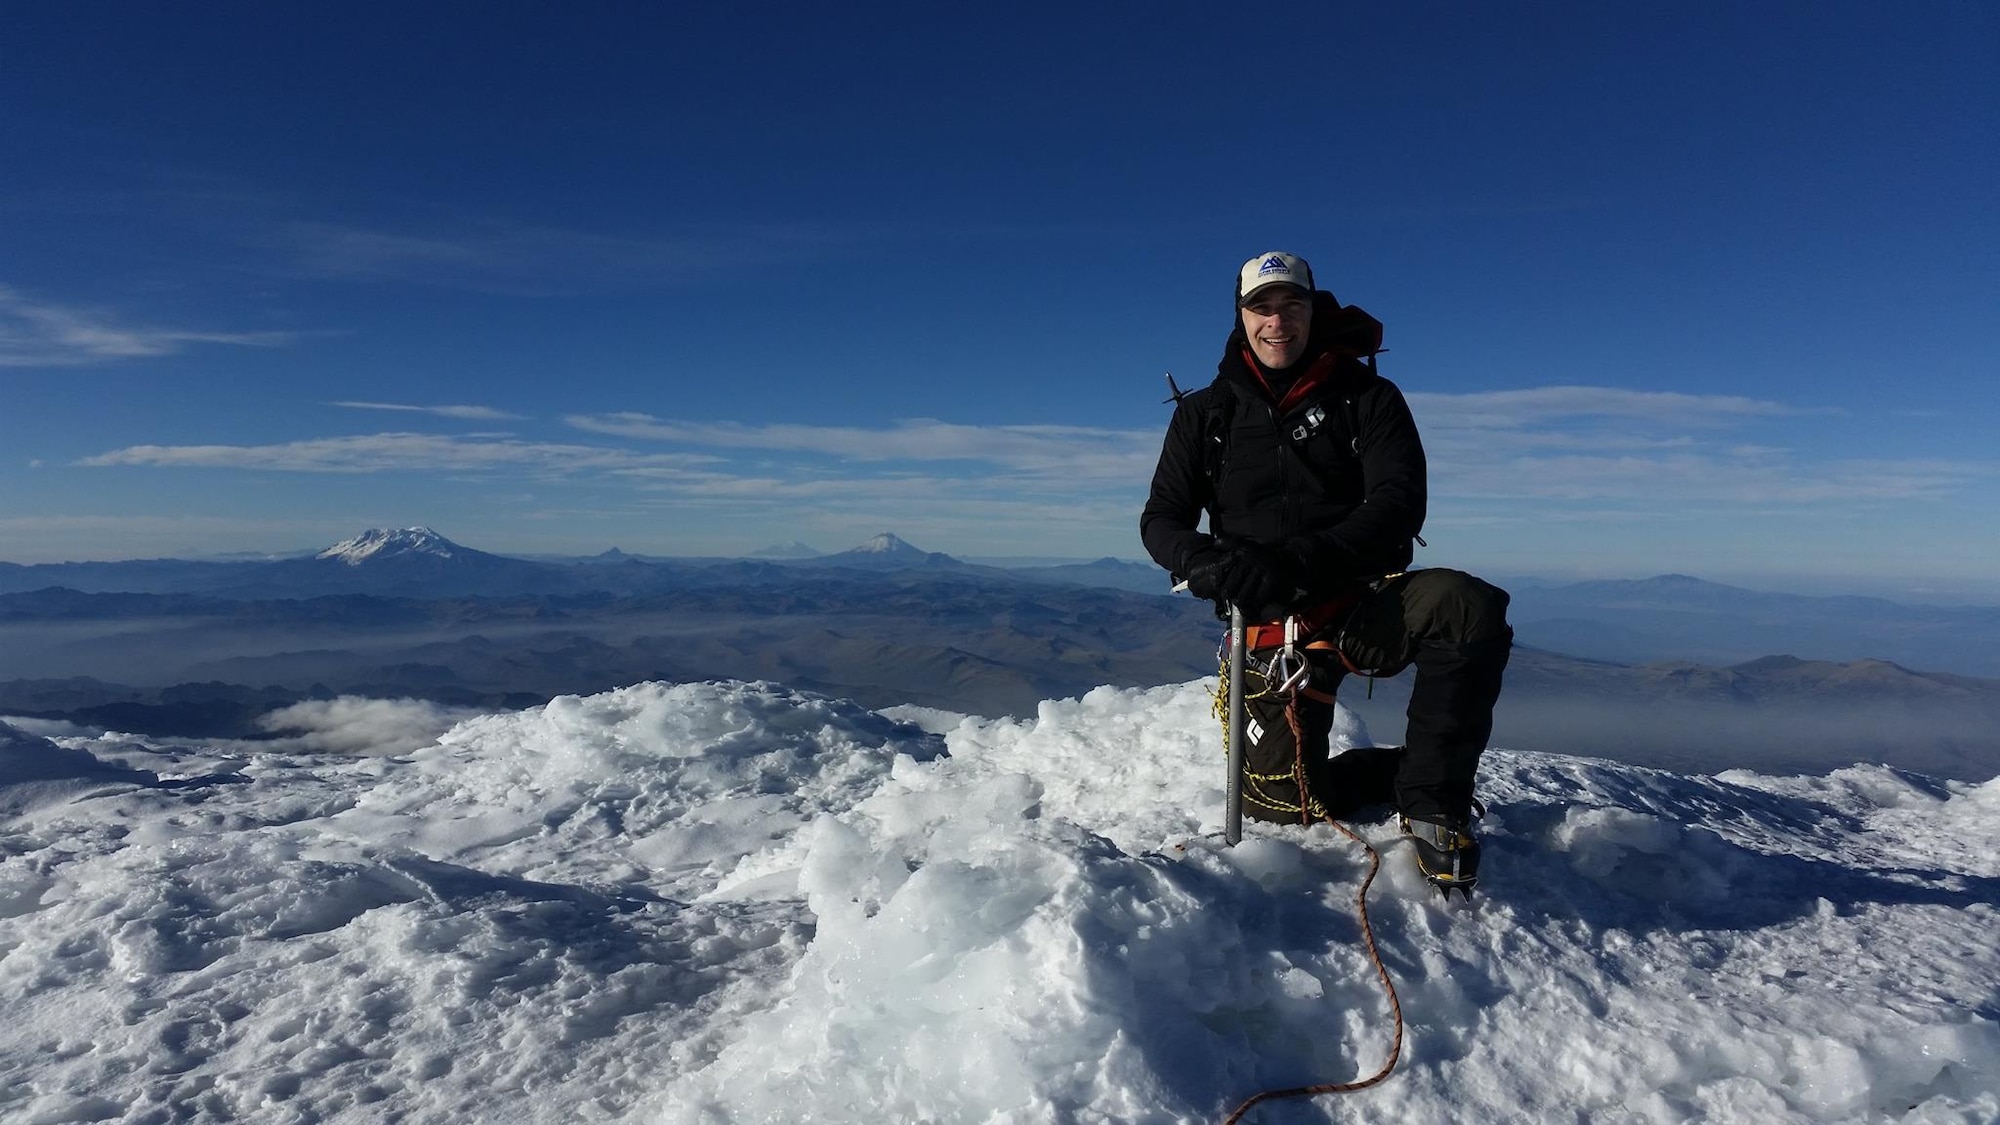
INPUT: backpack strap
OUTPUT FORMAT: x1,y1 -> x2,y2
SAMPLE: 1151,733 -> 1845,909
1200,381 -> 1237,497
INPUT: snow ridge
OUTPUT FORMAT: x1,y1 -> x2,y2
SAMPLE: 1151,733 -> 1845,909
1,679 -> 1995,1123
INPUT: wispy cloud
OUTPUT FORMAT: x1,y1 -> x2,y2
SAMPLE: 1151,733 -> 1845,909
1405,385 -> 1810,429
78,432 -> 713,475
0,284 -> 293,367
567,413 -> 1158,482
331,401 -> 525,421
573,397 -> 1997,510
259,219 -> 854,294
70,388 -> 2000,551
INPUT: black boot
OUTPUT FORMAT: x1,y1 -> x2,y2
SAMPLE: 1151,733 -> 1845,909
1314,744 -> 1403,819
1401,812 -> 1480,898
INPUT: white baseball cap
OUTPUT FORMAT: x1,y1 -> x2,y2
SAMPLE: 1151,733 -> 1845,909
1236,251 -> 1315,306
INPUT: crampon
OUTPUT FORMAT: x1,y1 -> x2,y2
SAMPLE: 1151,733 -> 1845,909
1400,808 -> 1481,901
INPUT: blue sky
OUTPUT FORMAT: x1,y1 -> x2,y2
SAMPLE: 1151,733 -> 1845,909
3,3 -> 1995,597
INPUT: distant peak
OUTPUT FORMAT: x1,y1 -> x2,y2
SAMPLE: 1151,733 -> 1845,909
747,540 -> 822,559
1730,654 -> 1805,672
850,532 -> 922,555
316,526 -> 459,566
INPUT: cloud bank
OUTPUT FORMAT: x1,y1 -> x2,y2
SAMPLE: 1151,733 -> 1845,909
67,385 -> 2000,561
75,388 -> 1995,510
255,696 -> 488,756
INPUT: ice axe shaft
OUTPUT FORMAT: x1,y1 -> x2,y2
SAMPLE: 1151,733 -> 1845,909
1171,579 -> 1243,845
1225,602 -> 1245,846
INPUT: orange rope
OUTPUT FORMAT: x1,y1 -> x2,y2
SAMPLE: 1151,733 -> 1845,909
1287,698 -> 1316,829
1221,704 -> 1404,1124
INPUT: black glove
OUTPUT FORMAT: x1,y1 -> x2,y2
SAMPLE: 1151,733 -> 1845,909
1183,542 -> 1300,615
1219,542 -> 1299,616
1182,548 -> 1235,603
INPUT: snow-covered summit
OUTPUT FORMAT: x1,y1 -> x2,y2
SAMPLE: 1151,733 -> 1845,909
847,531 -> 922,555
316,526 -> 459,565
746,539 -> 822,559
788,531 -> 956,571
3,679 -> 1995,1122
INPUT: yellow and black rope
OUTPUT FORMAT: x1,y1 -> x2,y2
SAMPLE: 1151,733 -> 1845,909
1211,648 -> 1330,821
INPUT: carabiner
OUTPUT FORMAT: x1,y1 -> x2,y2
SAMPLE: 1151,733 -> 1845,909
1270,615 -> 1310,695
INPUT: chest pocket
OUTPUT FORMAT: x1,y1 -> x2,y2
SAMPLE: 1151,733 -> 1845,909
1282,397 -> 1364,502
1296,394 -> 1365,453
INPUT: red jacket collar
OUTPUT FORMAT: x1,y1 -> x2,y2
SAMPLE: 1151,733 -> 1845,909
1240,348 -> 1339,415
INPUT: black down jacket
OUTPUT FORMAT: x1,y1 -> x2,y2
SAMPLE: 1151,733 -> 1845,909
1140,291 -> 1427,606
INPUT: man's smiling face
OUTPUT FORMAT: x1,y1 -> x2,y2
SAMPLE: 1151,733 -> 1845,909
1240,288 -> 1312,370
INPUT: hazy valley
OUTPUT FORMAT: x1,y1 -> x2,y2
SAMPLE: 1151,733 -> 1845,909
3,528 -> 1996,781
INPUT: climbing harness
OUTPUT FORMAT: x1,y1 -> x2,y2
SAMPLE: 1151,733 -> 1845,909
1210,641 -> 1322,821
1210,597 -> 1351,821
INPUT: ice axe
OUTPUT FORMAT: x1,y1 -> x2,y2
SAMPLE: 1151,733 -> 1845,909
1175,578 -> 1246,847
1224,601 -> 1245,846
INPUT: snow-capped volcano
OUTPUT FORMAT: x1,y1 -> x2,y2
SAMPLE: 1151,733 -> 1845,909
849,531 -> 921,555
746,539 -> 822,559
243,525 -> 574,597
316,526 -> 460,566
786,532 -> 961,572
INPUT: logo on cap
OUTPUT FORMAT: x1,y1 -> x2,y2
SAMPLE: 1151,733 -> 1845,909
1257,255 -> 1292,277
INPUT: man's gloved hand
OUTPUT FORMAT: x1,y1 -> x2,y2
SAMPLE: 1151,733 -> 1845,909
1183,542 -> 1301,615
1182,548 -> 1236,603
1219,542 -> 1300,615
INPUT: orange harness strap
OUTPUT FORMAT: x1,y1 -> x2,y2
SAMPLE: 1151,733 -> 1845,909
1242,592 -> 1360,653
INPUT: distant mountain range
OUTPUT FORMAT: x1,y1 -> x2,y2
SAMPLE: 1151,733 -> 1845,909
3,529 -> 1997,778
0,526 -> 552,599
1506,573 -> 2000,677
0,527 -> 1171,602
0,527 -> 1222,728
1322,644 -> 2000,782
0,528 -> 987,595
6,533 -> 1995,675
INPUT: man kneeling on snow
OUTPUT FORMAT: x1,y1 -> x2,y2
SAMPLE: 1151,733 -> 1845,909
1140,251 -> 1513,896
